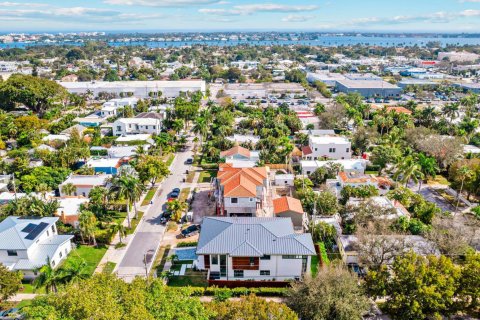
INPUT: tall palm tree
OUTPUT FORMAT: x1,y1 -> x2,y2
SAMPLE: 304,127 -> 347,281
442,103 -> 460,123
416,153 -> 439,191
61,183 -> 77,196
79,210 -> 97,246
34,257 -> 62,293
110,221 -> 126,244
108,174 -> 145,228
192,116 -> 209,146
36,183 -> 50,200
460,94 -> 478,117
393,156 -> 425,189
455,166 -> 473,211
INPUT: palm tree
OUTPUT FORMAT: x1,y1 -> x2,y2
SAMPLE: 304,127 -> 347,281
442,103 -> 460,123
455,166 -> 473,211
59,259 -> 89,284
393,156 -> 424,189
61,183 -> 77,196
36,183 -> 50,200
417,153 -> 439,189
460,94 -> 478,117
192,117 -> 209,146
110,221 -> 126,244
79,210 -> 97,246
34,257 -> 62,293
108,174 -> 145,228
166,200 -> 188,222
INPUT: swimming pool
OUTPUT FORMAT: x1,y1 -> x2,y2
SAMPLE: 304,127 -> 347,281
175,247 -> 197,261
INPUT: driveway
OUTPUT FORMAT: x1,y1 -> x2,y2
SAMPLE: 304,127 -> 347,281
116,141 -> 194,282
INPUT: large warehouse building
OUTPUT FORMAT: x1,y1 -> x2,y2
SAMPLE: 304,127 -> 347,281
59,80 -> 206,98
335,79 -> 402,98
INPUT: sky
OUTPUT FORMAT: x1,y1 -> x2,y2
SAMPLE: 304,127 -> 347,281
1,0 -> 480,33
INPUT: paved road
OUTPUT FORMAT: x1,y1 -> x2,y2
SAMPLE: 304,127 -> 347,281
116,140 -> 194,282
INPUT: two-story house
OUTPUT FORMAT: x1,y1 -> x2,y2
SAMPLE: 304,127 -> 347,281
214,165 -> 270,217
196,217 -> 316,282
302,135 -> 351,160
0,216 -> 73,279
220,146 -> 260,168
113,118 -> 162,136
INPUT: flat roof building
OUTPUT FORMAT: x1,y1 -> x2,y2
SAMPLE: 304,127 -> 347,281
336,79 -> 402,98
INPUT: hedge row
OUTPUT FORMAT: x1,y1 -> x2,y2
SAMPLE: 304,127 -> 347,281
176,241 -> 198,248
186,286 -> 288,297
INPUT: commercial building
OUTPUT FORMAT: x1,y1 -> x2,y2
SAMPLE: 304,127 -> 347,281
196,217 -> 316,281
59,80 -> 206,99
336,79 -> 402,98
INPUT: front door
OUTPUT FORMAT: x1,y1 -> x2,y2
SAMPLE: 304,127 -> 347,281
220,255 -> 227,278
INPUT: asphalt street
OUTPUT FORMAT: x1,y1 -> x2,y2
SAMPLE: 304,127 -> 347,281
116,140 -> 194,281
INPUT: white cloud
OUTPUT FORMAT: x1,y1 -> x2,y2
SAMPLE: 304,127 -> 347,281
103,0 -> 221,7
281,14 -> 315,22
0,2 -> 47,7
199,3 -> 319,16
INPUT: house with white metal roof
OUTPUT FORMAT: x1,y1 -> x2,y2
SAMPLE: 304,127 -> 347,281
0,216 -> 73,279
59,174 -> 110,197
113,118 -> 162,136
196,217 -> 316,282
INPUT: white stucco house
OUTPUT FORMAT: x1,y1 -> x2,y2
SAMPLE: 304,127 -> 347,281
302,135 -> 352,160
0,216 -> 73,279
113,118 -> 162,136
196,217 -> 316,281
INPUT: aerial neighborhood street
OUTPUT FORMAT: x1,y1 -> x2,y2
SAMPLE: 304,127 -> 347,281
1,7 -> 480,318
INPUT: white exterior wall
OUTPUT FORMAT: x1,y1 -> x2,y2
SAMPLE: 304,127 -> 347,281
308,137 -> 352,160
59,185 -> 94,197
224,197 -> 257,216
200,255 -> 310,281
113,119 -> 162,136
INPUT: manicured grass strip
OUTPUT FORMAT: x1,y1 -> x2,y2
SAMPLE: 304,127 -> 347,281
63,245 -> 108,275
142,187 -> 158,206
318,242 -> 330,266
186,171 -> 196,183
198,170 -> 217,183
166,154 -> 175,167
179,188 -> 190,202
126,211 -> 144,235
102,261 -> 116,274
167,269 -> 208,287
311,255 -> 319,276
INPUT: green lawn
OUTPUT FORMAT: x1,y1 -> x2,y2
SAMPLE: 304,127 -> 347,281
166,154 -> 175,167
141,187 -> 158,206
126,211 -> 144,235
111,211 -> 127,225
102,261 -> 116,274
198,170 -> 217,183
186,171 -> 196,183
428,175 -> 450,186
311,255 -> 320,277
63,245 -> 107,275
19,283 -> 45,294
168,269 -> 208,287
155,245 -> 171,274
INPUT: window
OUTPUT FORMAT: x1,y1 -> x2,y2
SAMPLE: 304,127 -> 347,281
234,270 -> 244,278
46,230 -> 50,237
329,148 -> 336,153
146,126 -> 149,129
314,148 -> 318,151
51,226 -> 55,234
250,198 -> 254,202
7,250 -> 17,256
260,255 -> 271,260
346,148 -> 350,153
211,255 -> 218,265
59,251 -> 63,258
51,260 -> 56,267
249,257 -> 255,265
231,198 -> 238,204
282,255 -> 302,259
260,270 -> 270,276
116,126 -> 121,131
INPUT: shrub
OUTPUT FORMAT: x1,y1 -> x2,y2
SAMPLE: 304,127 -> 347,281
177,241 -> 198,248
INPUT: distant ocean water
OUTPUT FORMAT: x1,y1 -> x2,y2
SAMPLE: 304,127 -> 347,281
2,36 -> 480,48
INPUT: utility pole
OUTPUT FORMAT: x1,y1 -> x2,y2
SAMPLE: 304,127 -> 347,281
143,252 -> 148,278
11,173 -> 17,201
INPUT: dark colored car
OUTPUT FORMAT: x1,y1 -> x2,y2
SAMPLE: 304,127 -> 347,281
170,188 -> 181,198
181,224 -> 200,238
185,158 -> 193,165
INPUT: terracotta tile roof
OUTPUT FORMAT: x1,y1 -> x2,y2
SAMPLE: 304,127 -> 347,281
372,105 -> 412,115
291,146 -> 303,157
220,146 -> 251,158
339,171 -> 377,184
217,167 -> 268,198
302,146 -> 313,156
273,196 -> 304,214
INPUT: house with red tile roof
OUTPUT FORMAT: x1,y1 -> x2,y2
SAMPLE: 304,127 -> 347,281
214,166 -> 271,217
220,146 -> 260,168
273,196 -> 306,228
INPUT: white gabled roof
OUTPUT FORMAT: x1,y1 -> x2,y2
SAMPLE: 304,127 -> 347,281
0,216 -> 58,250
196,217 -> 316,256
